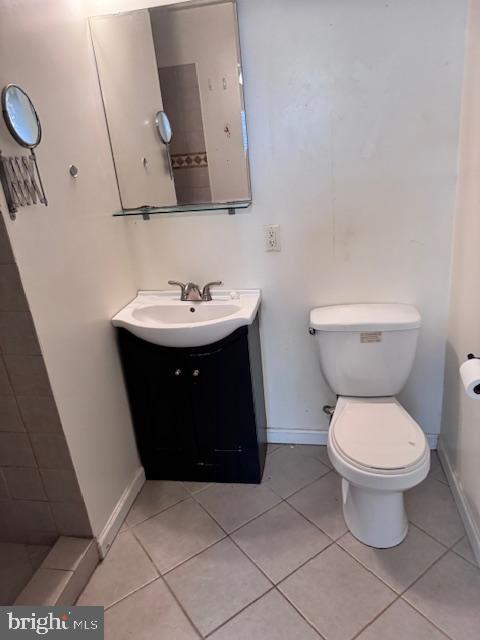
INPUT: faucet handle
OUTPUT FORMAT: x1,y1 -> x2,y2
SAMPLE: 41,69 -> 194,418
202,281 -> 223,301
168,280 -> 187,301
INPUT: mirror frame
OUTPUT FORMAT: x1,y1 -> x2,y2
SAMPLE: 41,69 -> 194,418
1,84 -> 42,149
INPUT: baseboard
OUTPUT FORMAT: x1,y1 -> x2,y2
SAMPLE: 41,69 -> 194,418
96,466 -> 145,558
437,441 -> 480,566
267,428 -> 438,449
267,428 -> 329,445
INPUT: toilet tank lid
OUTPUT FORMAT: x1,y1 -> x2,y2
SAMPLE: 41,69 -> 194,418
310,303 -> 421,332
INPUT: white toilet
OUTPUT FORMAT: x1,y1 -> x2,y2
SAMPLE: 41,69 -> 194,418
309,303 -> 430,548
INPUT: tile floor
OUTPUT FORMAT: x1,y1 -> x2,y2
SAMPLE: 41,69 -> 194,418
0,541 -> 51,604
78,445 -> 480,640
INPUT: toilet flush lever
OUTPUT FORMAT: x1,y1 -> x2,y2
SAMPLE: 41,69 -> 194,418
308,327 -> 316,335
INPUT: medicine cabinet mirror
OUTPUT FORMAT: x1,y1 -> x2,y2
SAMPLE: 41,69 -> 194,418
89,0 -> 251,216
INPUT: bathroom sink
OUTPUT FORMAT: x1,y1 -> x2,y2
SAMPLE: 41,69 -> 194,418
112,289 -> 261,347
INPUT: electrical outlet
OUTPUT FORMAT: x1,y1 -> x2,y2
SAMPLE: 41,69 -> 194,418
264,224 -> 281,252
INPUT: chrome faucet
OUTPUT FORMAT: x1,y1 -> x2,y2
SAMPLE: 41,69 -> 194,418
168,280 -> 223,301
201,281 -> 223,301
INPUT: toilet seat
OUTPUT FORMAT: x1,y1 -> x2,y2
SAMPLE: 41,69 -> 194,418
331,401 -> 426,471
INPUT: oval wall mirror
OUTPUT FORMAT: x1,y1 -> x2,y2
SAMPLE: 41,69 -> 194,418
1,84 -> 41,148
155,110 -> 172,145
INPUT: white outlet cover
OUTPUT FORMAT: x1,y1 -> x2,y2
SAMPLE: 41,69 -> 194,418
264,224 -> 281,251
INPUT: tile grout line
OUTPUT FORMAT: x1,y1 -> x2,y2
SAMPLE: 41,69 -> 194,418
129,515 -> 263,640
129,516 -> 227,578
102,447 -> 466,639
204,584 -> 327,640
202,586 -> 278,639
332,529 -> 458,640
101,575 -> 160,613
158,574 -> 204,639
346,530 -> 462,640
122,446 -> 332,535
335,523 -> 450,596
129,482 -> 334,638
266,464 -> 333,502
124,492 -> 192,529
190,492 -> 282,537
106,530 -> 205,640
0,351 -> 59,541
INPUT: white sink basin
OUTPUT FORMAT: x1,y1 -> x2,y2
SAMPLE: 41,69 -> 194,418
112,289 -> 261,347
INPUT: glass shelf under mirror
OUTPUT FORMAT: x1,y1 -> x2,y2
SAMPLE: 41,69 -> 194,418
113,200 -> 251,218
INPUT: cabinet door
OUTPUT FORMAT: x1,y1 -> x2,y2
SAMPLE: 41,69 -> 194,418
143,355 -> 196,462
119,332 -> 197,475
188,332 -> 257,468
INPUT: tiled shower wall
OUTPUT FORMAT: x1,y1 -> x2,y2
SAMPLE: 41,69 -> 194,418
158,63 -> 212,204
0,217 -> 91,545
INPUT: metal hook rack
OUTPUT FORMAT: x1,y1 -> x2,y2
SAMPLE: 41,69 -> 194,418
0,149 -> 48,220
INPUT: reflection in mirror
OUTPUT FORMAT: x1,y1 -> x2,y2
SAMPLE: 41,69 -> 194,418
90,0 -> 251,212
155,111 -> 172,145
1,84 -> 41,148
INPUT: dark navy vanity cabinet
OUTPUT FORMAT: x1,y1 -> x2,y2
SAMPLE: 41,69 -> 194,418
117,316 -> 267,483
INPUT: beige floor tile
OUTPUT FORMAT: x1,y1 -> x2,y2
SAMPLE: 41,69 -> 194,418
165,538 -> 271,636
232,502 -> 331,583
357,599 -> 447,640
182,481 -> 212,495
209,589 -> 321,640
194,483 -> 281,532
266,443 -> 282,455
263,446 -> 330,498
429,451 -> 447,484
287,471 -> 347,539
405,476 -> 465,546
338,525 -> 446,593
133,498 -> 224,574
126,480 -> 189,527
77,530 -> 158,608
453,536 -> 478,567
105,579 -> 198,640
292,444 -> 333,468
404,551 -> 480,640
279,545 -> 396,640
0,543 -> 34,604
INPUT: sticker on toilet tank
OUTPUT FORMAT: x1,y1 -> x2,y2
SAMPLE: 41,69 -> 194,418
360,332 -> 382,343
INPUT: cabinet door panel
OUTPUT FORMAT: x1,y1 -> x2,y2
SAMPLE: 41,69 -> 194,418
119,333 -> 197,469
188,333 -> 256,463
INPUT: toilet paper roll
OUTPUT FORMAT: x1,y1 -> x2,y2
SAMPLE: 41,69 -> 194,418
460,358 -> 480,399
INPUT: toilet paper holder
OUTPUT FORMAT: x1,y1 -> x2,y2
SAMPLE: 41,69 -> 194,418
464,354 -> 480,396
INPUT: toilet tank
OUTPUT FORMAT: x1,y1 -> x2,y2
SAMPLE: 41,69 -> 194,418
310,304 -> 421,397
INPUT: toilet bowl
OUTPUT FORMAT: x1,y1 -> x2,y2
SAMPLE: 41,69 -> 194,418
327,396 -> 430,547
310,303 -> 430,548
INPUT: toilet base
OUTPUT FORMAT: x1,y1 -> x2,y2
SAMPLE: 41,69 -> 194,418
342,479 -> 408,548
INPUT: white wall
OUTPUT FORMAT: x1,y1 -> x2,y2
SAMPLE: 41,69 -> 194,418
125,0 -> 467,440
0,0 -> 140,537
0,0 -> 469,547
440,0 -> 480,560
